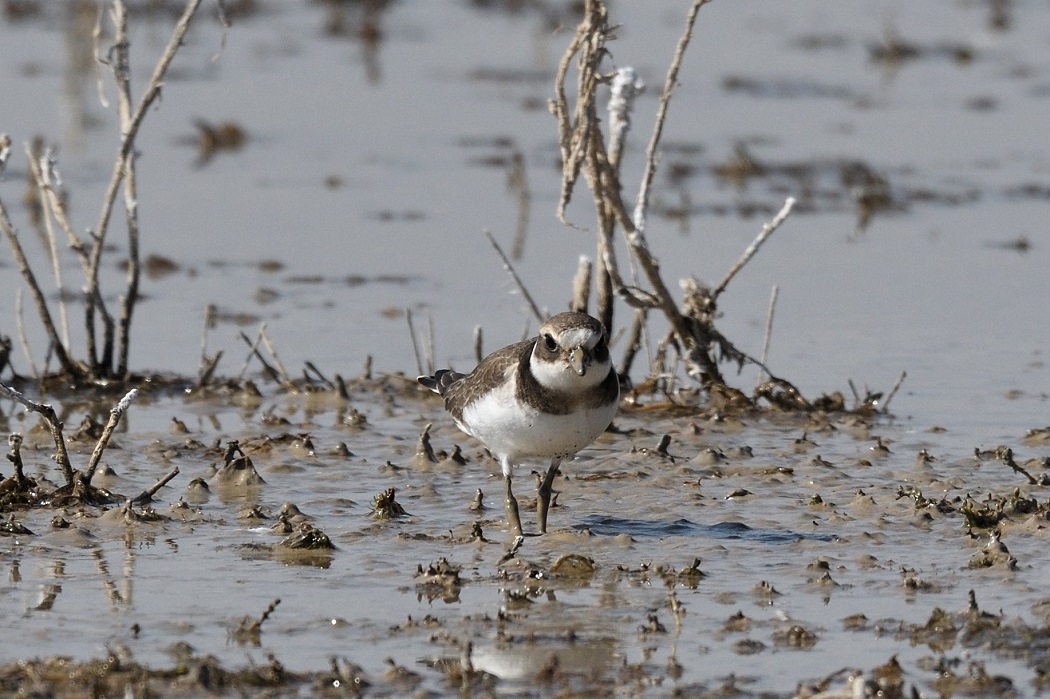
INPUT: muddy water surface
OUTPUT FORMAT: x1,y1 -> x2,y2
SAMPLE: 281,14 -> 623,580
4,385 -> 1048,696
2,1 -> 1050,696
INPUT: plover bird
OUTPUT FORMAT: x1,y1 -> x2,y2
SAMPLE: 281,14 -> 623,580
418,312 -> 619,538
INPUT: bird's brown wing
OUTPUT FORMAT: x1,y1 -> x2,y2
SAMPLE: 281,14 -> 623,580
443,339 -> 534,422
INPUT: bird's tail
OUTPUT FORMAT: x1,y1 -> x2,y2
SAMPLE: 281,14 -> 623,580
417,369 -> 464,396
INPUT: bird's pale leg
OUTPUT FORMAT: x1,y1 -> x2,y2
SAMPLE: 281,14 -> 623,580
537,458 -> 562,534
504,475 -> 524,539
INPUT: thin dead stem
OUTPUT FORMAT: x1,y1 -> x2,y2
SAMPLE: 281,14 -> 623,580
259,326 -> 293,386
85,388 -> 139,483
570,256 -> 593,313
618,308 -> 646,378
713,197 -> 795,299
485,230 -> 544,322
508,150 -> 530,260
406,308 -> 436,377
196,304 -> 221,388
33,150 -> 72,352
0,381 -> 74,485
0,190 -> 81,377
424,309 -> 436,376
757,285 -> 778,389
132,466 -> 180,504
406,309 -> 424,377
883,370 -> 907,412
31,146 -> 115,361
15,288 -> 39,379
239,328 -> 281,384
0,134 -> 10,171
550,1 -> 603,226
633,0 -> 711,241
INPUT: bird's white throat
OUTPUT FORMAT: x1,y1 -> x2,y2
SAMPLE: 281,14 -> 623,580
530,353 -> 611,392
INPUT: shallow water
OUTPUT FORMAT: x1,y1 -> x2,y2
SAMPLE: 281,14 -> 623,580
4,387 -> 1047,696
2,1 -> 1050,696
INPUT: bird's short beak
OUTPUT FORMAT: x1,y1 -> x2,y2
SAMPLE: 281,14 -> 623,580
568,347 -> 587,376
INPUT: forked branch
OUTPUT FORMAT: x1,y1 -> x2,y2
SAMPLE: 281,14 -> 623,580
550,0 -> 796,390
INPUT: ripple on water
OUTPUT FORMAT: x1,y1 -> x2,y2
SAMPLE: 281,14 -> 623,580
576,515 -> 835,543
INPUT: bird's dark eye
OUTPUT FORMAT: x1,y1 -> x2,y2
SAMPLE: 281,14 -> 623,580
543,334 -> 558,352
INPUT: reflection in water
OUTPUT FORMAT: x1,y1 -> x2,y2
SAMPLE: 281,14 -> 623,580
62,0 -> 99,153
469,637 -> 618,682
33,583 -> 62,611
321,0 -> 392,85
93,545 -> 134,609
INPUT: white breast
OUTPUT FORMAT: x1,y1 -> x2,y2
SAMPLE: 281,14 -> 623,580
457,374 -> 617,468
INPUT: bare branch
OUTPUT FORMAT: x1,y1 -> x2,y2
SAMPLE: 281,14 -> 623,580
485,230 -> 544,323
108,0 -> 146,378
259,325 -> 293,386
85,388 -> 139,483
882,370 -> 907,413
0,134 -> 10,173
197,304 -> 219,386
570,255 -> 593,313
507,150 -> 530,260
632,0 -> 711,242
713,197 -> 795,299
131,466 -> 180,504
92,0 -> 204,251
0,191 -> 82,378
756,285 -> 778,389
550,0 -> 608,226
424,309 -> 436,376
15,289 -> 39,379
89,0 -> 204,375
406,309 -> 424,377
0,381 -> 74,485
618,308 -> 646,378
238,328 -> 281,383
30,147 -> 72,352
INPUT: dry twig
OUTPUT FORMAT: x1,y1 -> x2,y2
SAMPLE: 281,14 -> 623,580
757,285 -> 778,389
570,256 -> 593,313
14,288 -> 39,380
85,388 -> 139,483
485,230 -> 544,322
0,185 -> 81,377
0,382 -> 74,485
882,370 -> 907,412
407,309 -> 424,377
131,466 -> 180,504
713,198 -> 796,300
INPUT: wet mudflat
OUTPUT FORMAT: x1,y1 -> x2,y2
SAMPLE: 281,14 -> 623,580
2,0 -> 1050,697
2,381 -> 1050,697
